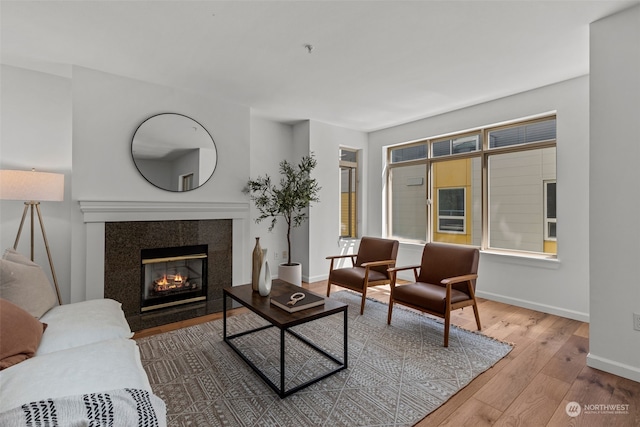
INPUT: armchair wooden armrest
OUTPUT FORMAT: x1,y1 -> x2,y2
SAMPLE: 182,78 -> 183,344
360,259 -> 397,268
326,254 -> 357,272
441,273 -> 478,286
387,264 -> 421,285
442,274 -> 479,308
326,254 -> 357,261
387,265 -> 420,274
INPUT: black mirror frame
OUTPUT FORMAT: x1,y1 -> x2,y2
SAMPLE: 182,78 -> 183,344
131,113 -> 217,192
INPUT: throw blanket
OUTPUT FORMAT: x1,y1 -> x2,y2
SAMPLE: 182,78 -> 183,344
0,388 -> 166,427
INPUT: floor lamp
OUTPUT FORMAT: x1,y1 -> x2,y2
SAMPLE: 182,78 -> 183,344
0,169 -> 64,305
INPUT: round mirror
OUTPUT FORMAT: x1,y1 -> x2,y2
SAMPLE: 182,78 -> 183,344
131,113 -> 217,192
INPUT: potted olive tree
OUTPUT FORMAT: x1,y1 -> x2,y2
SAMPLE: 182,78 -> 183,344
244,153 -> 320,286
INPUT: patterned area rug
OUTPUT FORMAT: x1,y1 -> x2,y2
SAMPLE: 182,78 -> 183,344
137,291 -> 512,426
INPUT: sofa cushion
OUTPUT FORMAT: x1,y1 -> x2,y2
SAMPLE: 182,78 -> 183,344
0,249 -> 58,319
0,338 -> 152,413
37,299 -> 133,355
0,299 -> 47,370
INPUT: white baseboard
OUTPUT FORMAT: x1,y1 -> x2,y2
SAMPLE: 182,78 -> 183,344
475,290 -> 589,323
300,277 -> 590,325
278,273 -> 327,285
306,273 -> 328,284
587,353 -> 640,383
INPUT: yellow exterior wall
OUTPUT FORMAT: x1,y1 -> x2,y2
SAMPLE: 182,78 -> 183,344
340,192 -> 356,237
433,157 -> 557,253
544,240 -> 557,254
433,159 -> 473,244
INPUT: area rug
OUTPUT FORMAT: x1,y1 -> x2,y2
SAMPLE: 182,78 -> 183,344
137,291 -> 512,426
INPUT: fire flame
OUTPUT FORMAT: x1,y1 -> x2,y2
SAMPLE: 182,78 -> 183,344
155,273 -> 185,286
153,272 -> 189,293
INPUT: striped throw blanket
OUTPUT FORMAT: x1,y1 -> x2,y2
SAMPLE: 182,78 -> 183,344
0,388 -> 166,427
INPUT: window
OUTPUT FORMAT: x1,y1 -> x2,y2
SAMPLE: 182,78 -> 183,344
487,119 -> 556,254
180,173 -> 194,191
432,157 -> 482,245
488,119 -> 556,149
388,163 -> 427,241
387,143 -> 428,241
487,147 -> 556,253
433,135 -> 480,157
340,148 -> 358,238
545,180 -> 557,242
438,188 -> 465,233
386,116 -> 557,257
391,144 -> 427,163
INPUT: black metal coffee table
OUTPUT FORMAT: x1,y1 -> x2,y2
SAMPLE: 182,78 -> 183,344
223,280 -> 348,398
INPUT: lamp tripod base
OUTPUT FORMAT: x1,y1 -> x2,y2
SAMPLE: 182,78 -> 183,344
13,201 -> 63,305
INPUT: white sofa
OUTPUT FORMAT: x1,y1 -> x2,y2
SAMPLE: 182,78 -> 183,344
0,299 -> 166,426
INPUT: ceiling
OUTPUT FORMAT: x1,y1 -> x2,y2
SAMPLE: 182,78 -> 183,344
1,0 -> 637,132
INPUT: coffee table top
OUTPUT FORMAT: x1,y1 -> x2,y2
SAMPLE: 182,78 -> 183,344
224,280 -> 348,328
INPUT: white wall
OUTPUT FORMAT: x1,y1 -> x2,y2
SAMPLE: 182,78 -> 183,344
588,5 -> 640,382
0,65 -> 73,302
0,64 -> 368,300
70,66 -> 251,301
0,65 -> 252,303
290,121 -> 311,277
247,118 -> 368,283
248,115 -> 294,269
71,66 -> 249,203
368,76 -> 590,322
307,120 -> 368,282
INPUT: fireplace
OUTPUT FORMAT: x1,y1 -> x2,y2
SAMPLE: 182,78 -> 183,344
79,201 -> 248,331
101,218 -> 234,331
140,244 -> 208,312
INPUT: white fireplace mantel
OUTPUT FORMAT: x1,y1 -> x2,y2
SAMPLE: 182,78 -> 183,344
79,200 -> 250,223
78,200 -> 249,300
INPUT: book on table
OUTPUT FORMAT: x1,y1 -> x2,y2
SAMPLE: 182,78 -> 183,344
270,290 -> 325,313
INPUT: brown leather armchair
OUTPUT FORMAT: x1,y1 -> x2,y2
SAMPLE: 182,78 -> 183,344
326,237 -> 399,315
387,242 -> 481,347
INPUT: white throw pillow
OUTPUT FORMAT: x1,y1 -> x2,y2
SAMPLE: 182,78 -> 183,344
37,298 -> 133,355
0,249 -> 58,319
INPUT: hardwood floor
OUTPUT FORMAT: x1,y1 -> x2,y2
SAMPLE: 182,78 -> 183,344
134,281 -> 640,426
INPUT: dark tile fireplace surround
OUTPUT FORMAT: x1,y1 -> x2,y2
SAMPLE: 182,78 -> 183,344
104,219 -> 232,332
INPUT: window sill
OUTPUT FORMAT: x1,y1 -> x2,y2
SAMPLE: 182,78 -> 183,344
396,241 -> 560,269
480,249 -> 560,269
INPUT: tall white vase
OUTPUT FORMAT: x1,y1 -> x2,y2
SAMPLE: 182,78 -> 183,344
258,249 -> 272,296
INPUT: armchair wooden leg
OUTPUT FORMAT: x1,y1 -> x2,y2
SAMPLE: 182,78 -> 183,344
472,302 -> 482,331
360,289 -> 367,315
467,285 -> 481,331
327,259 -> 335,297
387,271 -> 397,325
444,295 -> 452,347
443,314 -> 450,348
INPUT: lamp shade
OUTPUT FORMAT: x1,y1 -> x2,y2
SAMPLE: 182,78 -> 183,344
0,169 -> 64,201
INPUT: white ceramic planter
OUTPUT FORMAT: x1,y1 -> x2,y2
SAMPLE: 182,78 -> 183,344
278,263 -> 302,286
